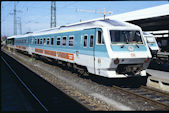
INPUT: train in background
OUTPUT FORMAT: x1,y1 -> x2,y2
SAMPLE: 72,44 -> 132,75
6,19 -> 152,78
143,32 -> 159,57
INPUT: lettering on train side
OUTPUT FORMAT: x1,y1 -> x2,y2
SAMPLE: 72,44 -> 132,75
35,48 -> 43,53
57,52 -> 74,60
44,50 -> 56,56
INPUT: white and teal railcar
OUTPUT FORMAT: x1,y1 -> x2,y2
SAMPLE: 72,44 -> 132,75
12,19 -> 152,78
143,32 -> 159,57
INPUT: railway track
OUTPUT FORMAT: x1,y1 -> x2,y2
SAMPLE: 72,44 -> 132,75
2,48 -> 169,110
2,49 -> 120,111
112,85 -> 169,110
1,51 -> 89,111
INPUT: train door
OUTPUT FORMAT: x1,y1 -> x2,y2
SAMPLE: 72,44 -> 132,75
75,29 -> 96,74
94,28 -> 107,75
87,31 -> 95,74
85,29 -> 96,74
28,36 -> 33,55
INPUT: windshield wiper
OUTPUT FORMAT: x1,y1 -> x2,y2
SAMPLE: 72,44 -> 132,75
135,43 -> 139,48
120,44 -> 125,48
124,33 -> 129,44
121,33 -> 129,48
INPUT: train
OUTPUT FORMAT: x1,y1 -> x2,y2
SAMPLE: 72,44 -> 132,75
143,32 -> 159,57
6,19 -> 152,78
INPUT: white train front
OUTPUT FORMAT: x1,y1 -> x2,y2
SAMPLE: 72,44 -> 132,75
7,19 -> 152,78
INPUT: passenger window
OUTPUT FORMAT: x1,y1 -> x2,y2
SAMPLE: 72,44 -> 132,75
43,38 -> 46,45
51,37 -> 54,45
97,30 -> 104,44
69,36 -> 74,46
83,35 -> 87,47
62,36 -> 67,46
40,38 -> 42,44
57,37 -> 61,45
35,39 -> 37,44
90,35 -> 94,47
47,38 -> 50,45
38,39 -> 40,44
102,37 -> 105,44
31,39 -> 33,44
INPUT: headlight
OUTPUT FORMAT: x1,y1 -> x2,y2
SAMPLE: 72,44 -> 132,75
144,58 -> 149,63
114,58 -> 119,64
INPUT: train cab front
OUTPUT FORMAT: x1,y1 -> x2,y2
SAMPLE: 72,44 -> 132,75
107,30 -> 152,78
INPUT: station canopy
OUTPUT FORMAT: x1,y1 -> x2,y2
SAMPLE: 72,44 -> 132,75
108,4 -> 169,31
69,4 -> 169,31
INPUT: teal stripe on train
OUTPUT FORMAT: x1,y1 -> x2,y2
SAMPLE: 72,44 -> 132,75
111,45 -> 147,52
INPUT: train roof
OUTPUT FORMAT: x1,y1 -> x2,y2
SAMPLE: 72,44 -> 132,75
7,35 -> 17,39
13,19 -> 141,38
33,19 -> 140,36
143,32 -> 154,36
34,19 -> 127,33
7,34 -> 31,39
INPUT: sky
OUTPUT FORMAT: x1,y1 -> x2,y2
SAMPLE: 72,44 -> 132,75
1,1 -> 169,36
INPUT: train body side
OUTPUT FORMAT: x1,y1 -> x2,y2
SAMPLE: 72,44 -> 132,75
14,28 -> 102,75
12,19 -> 152,78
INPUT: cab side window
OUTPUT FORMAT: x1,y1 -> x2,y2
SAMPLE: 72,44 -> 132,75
97,30 -> 104,44
83,35 -> 88,47
90,35 -> 94,47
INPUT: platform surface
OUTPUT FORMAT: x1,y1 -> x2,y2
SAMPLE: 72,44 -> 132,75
158,52 -> 169,56
146,69 -> 169,80
1,59 -> 35,111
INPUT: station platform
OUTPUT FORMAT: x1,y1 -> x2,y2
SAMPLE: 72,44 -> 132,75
158,52 -> 169,56
1,59 -> 35,111
146,69 -> 169,93
157,52 -> 169,60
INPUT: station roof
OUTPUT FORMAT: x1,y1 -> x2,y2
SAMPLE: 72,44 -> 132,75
109,4 -> 169,21
8,4 -> 169,38
68,4 -> 169,31
109,4 -> 169,31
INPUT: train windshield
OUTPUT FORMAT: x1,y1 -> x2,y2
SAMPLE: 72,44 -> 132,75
146,36 -> 155,43
110,30 -> 143,44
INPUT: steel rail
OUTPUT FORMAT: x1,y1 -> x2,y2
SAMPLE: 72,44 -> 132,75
1,56 -> 48,111
141,86 -> 169,98
1,51 -> 91,111
112,85 -> 169,110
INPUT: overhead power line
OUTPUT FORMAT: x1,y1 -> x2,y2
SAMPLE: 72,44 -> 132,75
76,8 -> 112,20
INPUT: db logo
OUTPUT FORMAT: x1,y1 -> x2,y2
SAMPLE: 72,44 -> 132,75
128,46 -> 134,51
131,53 -> 136,57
